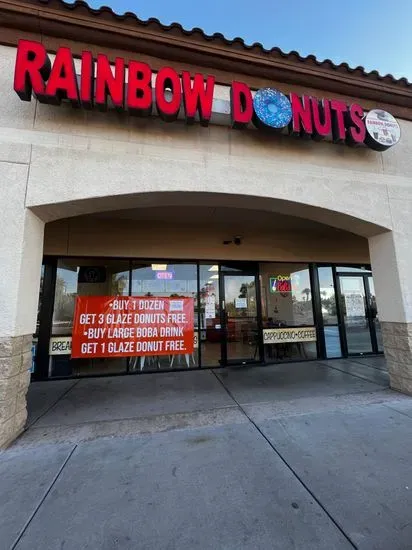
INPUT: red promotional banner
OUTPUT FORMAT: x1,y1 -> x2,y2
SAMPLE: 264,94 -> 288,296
71,296 -> 194,359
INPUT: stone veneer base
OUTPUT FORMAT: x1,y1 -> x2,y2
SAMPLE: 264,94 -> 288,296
381,322 -> 412,396
0,335 -> 32,448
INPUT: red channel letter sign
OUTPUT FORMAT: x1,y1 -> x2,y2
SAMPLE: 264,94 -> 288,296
72,296 -> 194,359
13,39 -> 401,151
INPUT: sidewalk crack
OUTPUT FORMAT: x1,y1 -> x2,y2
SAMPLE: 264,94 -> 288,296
10,445 -> 77,550
211,370 -> 358,550
28,380 -> 80,428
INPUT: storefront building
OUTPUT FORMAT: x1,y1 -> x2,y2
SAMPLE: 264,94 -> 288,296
1,0 -> 412,447
40,259 -> 381,378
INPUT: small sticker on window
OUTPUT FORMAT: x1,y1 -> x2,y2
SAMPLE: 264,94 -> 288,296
170,300 -> 184,312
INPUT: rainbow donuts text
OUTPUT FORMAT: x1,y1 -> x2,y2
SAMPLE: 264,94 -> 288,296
14,40 -> 401,152
230,82 -> 400,151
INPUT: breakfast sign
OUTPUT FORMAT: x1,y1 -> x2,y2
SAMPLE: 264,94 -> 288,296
13,39 -> 400,152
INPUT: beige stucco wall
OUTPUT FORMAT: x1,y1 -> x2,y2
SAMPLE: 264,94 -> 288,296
1,40 -> 412,323
2,36 -> 412,444
1,36 -> 412,316
0,42 -> 409,232
44,216 -> 370,264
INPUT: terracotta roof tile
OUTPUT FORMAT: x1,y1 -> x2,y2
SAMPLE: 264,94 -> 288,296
37,0 -> 410,87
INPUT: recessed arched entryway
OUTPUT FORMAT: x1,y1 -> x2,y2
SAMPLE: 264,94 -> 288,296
27,192 -> 388,382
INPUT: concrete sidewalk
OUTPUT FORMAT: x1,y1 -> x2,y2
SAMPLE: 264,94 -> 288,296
2,357 -> 412,549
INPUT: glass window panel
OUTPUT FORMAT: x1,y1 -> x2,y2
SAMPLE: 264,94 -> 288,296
260,263 -> 314,327
338,275 -> 372,354
32,264 -> 45,376
224,274 -> 259,363
131,262 -> 199,371
52,259 -> 129,335
221,262 -> 256,272
260,263 -> 316,363
199,264 -> 221,367
336,266 -> 371,273
325,326 -> 342,358
264,341 -> 317,362
318,267 -> 339,325
368,277 -> 383,352
50,258 -> 130,377
35,264 -> 45,336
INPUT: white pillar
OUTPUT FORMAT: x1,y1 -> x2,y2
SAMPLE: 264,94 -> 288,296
0,155 -> 44,447
369,223 -> 412,394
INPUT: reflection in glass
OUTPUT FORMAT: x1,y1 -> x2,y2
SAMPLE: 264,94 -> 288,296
264,340 -> 317,362
131,262 -> 199,371
50,258 -> 130,377
260,263 -> 316,362
221,263 -> 256,272
53,259 -> 129,335
336,266 -> 371,273
32,264 -> 46,376
199,265 -> 221,366
339,275 -> 372,354
368,277 -> 383,352
224,275 -> 259,363
260,263 -> 314,326
35,264 -> 45,336
324,326 -> 342,358
318,267 -> 342,358
318,267 -> 338,325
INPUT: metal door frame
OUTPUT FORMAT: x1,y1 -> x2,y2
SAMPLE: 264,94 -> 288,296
219,263 -> 264,366
335,272 -> 380,356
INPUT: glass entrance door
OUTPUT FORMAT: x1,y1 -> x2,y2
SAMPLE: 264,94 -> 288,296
337,274 -> 381,355
221,273 -> 262,364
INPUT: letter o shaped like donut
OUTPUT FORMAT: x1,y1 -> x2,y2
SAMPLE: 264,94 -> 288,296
253,88 -> 292,129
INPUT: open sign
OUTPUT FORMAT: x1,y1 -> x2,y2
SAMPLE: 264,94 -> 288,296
270,276 -> 292,293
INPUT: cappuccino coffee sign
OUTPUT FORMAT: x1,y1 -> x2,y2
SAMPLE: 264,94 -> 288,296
263,327 -> 317,344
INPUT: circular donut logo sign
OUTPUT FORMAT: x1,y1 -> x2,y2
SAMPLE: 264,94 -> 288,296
253,88 -> 292,129
364,109 -> 401,151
